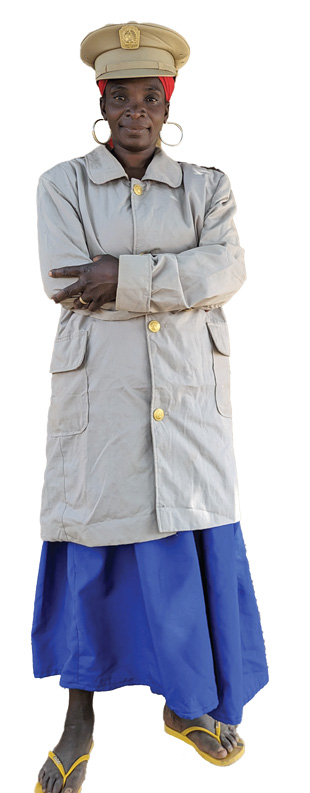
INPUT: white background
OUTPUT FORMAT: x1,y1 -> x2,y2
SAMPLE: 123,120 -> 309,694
1,0 -> 309,790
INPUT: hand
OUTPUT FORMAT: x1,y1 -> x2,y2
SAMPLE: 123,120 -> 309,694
49,255 -> 119,311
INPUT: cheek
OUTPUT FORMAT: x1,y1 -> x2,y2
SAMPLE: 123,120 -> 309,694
105,112 -> 121,129
102,100 -> 119,122
150,107 -> 166,123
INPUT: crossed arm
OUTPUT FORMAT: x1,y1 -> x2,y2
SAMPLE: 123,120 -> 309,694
38,171 -> 246,315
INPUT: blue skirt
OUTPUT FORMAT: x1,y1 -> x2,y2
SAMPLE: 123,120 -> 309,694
31,523 -> 268,724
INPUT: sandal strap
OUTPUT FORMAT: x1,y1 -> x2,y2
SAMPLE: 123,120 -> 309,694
48,740 -> 94,786
62,752 -> 91,783
48,752 -> 66,779
182,721 -> 221,744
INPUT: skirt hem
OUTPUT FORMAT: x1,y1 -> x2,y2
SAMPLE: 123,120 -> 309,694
32,668 -> 269,723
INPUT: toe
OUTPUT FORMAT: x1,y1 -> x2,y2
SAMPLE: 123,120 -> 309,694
220,734 -> 235,752
203,735 -> 228,758
214,739 -> 228,758
190,729 -> 227,758
226,731 -> 238,747
54,776 -> 64,793
216,746 -> 228,758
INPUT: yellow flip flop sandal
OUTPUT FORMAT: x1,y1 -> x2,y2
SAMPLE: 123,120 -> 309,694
34,739 -> 94,792
164,720 -> 245,766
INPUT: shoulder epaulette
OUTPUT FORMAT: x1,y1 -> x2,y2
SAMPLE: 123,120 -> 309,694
200,165 -> 225,174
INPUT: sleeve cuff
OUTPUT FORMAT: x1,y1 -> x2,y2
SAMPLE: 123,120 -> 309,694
115,254 -> 153,312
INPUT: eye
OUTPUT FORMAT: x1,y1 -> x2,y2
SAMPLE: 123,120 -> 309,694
145,95 -> 158,102
113,94 -> 126,101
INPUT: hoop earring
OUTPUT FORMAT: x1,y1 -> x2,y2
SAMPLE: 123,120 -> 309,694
159,122 -> 183,147
92,118 -> 112,145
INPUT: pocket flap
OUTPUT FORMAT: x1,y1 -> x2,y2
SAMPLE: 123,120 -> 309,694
49,330 -> 88,373
206,321 -> 230,356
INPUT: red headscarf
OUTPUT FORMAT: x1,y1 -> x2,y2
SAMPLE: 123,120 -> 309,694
97,75 -> 175,101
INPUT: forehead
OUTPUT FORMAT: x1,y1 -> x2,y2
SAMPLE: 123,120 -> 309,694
106,77 -> 164,93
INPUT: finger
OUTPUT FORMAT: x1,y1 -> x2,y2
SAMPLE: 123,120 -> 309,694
73,297 -> 83,309
92,255 -> 102,262
52,284 -> 82,303
72,296 -> 91,310
49,265 -> 90,278
73,298 -> 100,312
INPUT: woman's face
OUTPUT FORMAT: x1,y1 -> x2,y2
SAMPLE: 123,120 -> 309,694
100,77 -> 169,152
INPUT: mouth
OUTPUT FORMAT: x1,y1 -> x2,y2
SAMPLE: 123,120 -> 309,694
120,125 -> 149,133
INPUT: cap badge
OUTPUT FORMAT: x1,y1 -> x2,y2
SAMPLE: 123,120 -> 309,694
119,24 -> 140,50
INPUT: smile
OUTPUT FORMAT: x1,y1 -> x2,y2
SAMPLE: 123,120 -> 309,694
120,126 -> 149,132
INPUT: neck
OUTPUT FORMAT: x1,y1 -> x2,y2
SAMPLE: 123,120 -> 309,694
108,142 -> 158,180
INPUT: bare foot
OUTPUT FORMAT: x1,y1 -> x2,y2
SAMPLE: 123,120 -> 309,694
37,690 -> 94,793
163,703 -> 239,760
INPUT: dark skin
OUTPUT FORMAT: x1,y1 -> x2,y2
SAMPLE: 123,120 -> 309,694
38,78 -> 239,792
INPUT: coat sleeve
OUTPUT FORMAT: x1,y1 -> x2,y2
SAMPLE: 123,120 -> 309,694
37,173 -> 94,309
115,172 -> 246,313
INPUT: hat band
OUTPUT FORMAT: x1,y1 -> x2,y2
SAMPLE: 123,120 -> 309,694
95,47 -> 176,80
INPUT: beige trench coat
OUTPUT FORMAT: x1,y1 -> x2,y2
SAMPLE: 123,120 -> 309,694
37,145 -> 246,546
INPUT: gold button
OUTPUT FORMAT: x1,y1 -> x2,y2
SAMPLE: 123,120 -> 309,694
133,184 -> 143,195
148,320 -> 161,332
153,408 -> 164,421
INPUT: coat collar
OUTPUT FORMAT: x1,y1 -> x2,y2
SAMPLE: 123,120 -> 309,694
84,144 -> 182,188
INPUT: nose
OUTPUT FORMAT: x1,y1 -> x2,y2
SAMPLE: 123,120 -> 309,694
125,100 -> 145,118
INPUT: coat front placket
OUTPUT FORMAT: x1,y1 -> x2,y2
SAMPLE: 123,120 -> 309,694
128,176 -> 165,533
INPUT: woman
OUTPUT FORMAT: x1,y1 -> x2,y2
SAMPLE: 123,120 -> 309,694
32,21 -> 269,792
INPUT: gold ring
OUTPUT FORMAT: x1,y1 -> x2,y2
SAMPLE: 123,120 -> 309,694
79,296 -> 89,305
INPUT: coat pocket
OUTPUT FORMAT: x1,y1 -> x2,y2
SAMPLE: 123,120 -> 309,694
206,321 -> 232,418
47,330 -> 89,437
